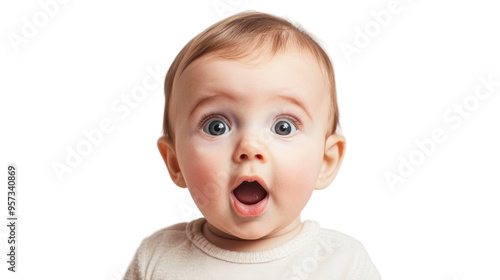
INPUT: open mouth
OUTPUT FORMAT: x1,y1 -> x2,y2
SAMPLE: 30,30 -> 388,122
231,179 -> 269,216
233,181 -> 268,205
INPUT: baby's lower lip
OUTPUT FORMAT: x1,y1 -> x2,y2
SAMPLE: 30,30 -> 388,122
231,193 -> 269,216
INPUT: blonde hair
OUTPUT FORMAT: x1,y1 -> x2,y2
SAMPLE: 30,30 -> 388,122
162,11 -> 339,142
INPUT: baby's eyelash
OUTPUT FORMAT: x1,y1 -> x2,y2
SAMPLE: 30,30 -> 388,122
198,113 -> 229,129
276,114 -> 302,129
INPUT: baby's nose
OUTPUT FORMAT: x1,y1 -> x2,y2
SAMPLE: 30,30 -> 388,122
233,134 -> 267,163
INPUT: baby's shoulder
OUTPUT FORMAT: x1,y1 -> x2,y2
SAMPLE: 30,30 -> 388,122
303,222 -> 381,279
139,220 -> 191,250
312,222 -> 368,256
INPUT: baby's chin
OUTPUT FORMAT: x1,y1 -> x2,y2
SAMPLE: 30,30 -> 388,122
229,230 -> 269,241
225,222 -> 298,242
205,219 -> 275,241
218,224 -> 269,240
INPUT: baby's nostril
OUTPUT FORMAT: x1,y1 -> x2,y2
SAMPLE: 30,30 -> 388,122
239,154 -> 263,160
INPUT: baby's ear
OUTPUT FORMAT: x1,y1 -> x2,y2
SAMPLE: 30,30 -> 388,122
157,136 -> 187,188
315,134 -> 346,190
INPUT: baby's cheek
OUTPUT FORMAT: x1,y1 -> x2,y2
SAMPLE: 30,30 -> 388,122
187,183 -> 219,212
277,148 -> 320,200
181,148 -> 228,211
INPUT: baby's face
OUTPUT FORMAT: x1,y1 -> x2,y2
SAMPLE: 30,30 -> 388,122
168,48 -> 335,240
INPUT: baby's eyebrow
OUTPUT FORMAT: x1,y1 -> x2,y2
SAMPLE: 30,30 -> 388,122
189,91 -> 236,117
270,94 -> 312,121
188,91 -> 312,120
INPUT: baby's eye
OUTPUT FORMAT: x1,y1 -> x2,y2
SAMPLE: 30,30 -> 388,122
272,119 -> 297,136
203,119 -> 230,136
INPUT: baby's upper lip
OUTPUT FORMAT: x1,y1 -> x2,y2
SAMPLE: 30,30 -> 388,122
232,175 -> 269,192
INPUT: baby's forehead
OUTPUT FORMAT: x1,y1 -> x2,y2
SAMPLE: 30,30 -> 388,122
181,48 -> 327,89
181,47 -> 329,84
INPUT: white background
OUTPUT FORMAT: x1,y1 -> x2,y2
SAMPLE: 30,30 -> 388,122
1,0 -> 499,279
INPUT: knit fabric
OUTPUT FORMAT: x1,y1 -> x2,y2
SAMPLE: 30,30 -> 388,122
123,218 -> 381,280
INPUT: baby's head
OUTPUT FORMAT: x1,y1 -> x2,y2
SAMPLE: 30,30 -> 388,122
158,12 -> 345,243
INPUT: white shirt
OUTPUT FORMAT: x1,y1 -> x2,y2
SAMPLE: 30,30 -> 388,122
123,218 -> 381,280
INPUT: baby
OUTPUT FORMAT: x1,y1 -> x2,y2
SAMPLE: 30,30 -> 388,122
124,11 -> 381,280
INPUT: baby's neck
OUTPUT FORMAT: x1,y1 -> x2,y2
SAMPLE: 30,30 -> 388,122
202,218 -> 303,252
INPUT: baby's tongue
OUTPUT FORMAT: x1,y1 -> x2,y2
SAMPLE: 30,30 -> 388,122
233,181 -> 267,205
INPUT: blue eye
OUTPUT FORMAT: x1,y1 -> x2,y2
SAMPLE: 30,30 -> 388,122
272,119 -> 297,136
203,119 -> 230,136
